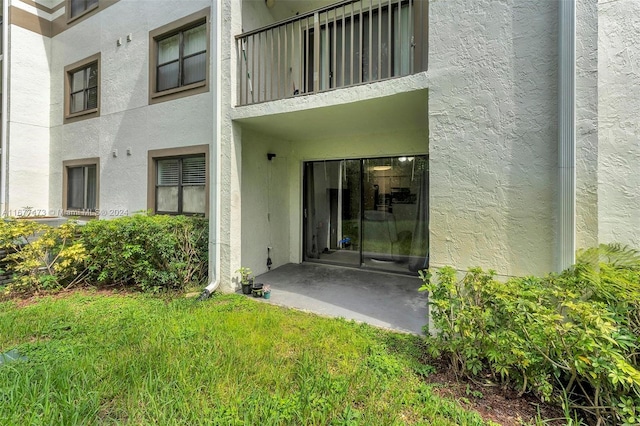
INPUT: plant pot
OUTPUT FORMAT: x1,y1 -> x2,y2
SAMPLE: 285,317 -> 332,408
251,283 -> 264,298
241,283 -> 252,295
263,291 -> 271,299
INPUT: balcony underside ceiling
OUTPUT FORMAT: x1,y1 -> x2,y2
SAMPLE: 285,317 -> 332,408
233,88 -> 428,143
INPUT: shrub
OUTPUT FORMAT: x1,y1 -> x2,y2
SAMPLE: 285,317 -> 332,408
0,219 -> 88,295
421,245 -> 640,425
81,214 -> 208,292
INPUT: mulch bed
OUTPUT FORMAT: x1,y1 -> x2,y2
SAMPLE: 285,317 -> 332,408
422,356 -> 569,426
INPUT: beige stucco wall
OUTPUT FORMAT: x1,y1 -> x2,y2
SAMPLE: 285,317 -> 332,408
597,0 -> 640,248
5,0 -> 638,294
241,0 -> 277,32
427,0 -> 559,276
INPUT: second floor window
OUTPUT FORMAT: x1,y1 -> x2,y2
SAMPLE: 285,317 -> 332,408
156,22 -> 206,92
148,9 -> 210,104
64,53 -> 100,122
70,0 -> 98,19
69,62 -> 98,114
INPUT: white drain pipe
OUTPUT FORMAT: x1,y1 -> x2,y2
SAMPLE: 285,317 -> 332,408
1,0 -> 9,216
200,0 -> 223,300
558,0 -> 576,271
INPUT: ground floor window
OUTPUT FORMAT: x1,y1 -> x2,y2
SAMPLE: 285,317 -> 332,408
303,155 -> 428,274
148,146 -> 208,216
63,158 -> 99,215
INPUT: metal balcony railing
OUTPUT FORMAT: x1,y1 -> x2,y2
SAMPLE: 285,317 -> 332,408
235,0 -> 426,106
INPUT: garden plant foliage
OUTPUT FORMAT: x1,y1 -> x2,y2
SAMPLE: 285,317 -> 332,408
82,214 -> 208,291
420,244 -> 640,425
0,219 -> 88,293
0,214 -> 208,296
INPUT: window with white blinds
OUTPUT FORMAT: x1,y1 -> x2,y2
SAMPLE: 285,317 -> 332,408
156,155 -> 205,215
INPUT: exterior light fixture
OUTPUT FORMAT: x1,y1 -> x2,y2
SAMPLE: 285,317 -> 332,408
265,0 -> 275,8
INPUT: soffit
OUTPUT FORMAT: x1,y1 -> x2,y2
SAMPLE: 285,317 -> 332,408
234,88 -> 429,142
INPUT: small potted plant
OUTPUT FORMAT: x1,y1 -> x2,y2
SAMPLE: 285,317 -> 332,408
263,285 -> 271,299
236,267 -> 253,295
251,282 -> 264,298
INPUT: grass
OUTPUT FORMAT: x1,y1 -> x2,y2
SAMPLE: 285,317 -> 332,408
0,292 -> 493,425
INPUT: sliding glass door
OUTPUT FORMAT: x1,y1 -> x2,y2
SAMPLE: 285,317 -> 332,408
303,156 -> 428,274
304,160 -> 361,266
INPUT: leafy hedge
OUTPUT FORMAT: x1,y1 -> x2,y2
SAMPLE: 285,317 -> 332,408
421,244 -> 640,425
0,219 -> 87,294
82,214 -> 208,291
0,215 -> 208,296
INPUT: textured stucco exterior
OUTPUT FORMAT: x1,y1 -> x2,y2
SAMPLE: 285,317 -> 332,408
47,0 -> 215,218
219,0 -> 640,289
6,25 -> 51,212
427,0 -> 558,276
2,0 -> 639,293
597,0 -> 640,248
4,0 -> 219,281
575,0 -> 599,250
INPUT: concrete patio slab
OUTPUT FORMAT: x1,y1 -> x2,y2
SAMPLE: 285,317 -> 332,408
253,263 -> 429,335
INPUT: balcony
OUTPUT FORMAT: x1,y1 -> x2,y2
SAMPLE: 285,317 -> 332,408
236,0 -> 427,106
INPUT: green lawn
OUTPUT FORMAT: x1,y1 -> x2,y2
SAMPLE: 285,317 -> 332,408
0,292 -> 491,425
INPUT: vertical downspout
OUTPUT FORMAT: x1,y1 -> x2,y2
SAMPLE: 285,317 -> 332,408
1,0 -> 9,215
558,0 -> 576,271
200,0 -> 222,299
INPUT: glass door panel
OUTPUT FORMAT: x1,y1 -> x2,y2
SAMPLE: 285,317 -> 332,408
304,160 -> 361,266
304,156 -> 428,274
362,156 -> 428,273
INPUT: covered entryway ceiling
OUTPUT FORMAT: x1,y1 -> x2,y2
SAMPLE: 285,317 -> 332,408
232,88 -> 428,142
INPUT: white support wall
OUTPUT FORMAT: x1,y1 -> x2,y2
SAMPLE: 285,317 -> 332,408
6,25 -> 51,213
575,0 -> 599,250
427,0 -> 559,276
597,0 -> 640,248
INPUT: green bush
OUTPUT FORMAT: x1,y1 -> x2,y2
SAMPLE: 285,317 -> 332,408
421,245 -> 640,425
0,219 -> 87,295
0,215 -> 208,296
81,214 -> 208,292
